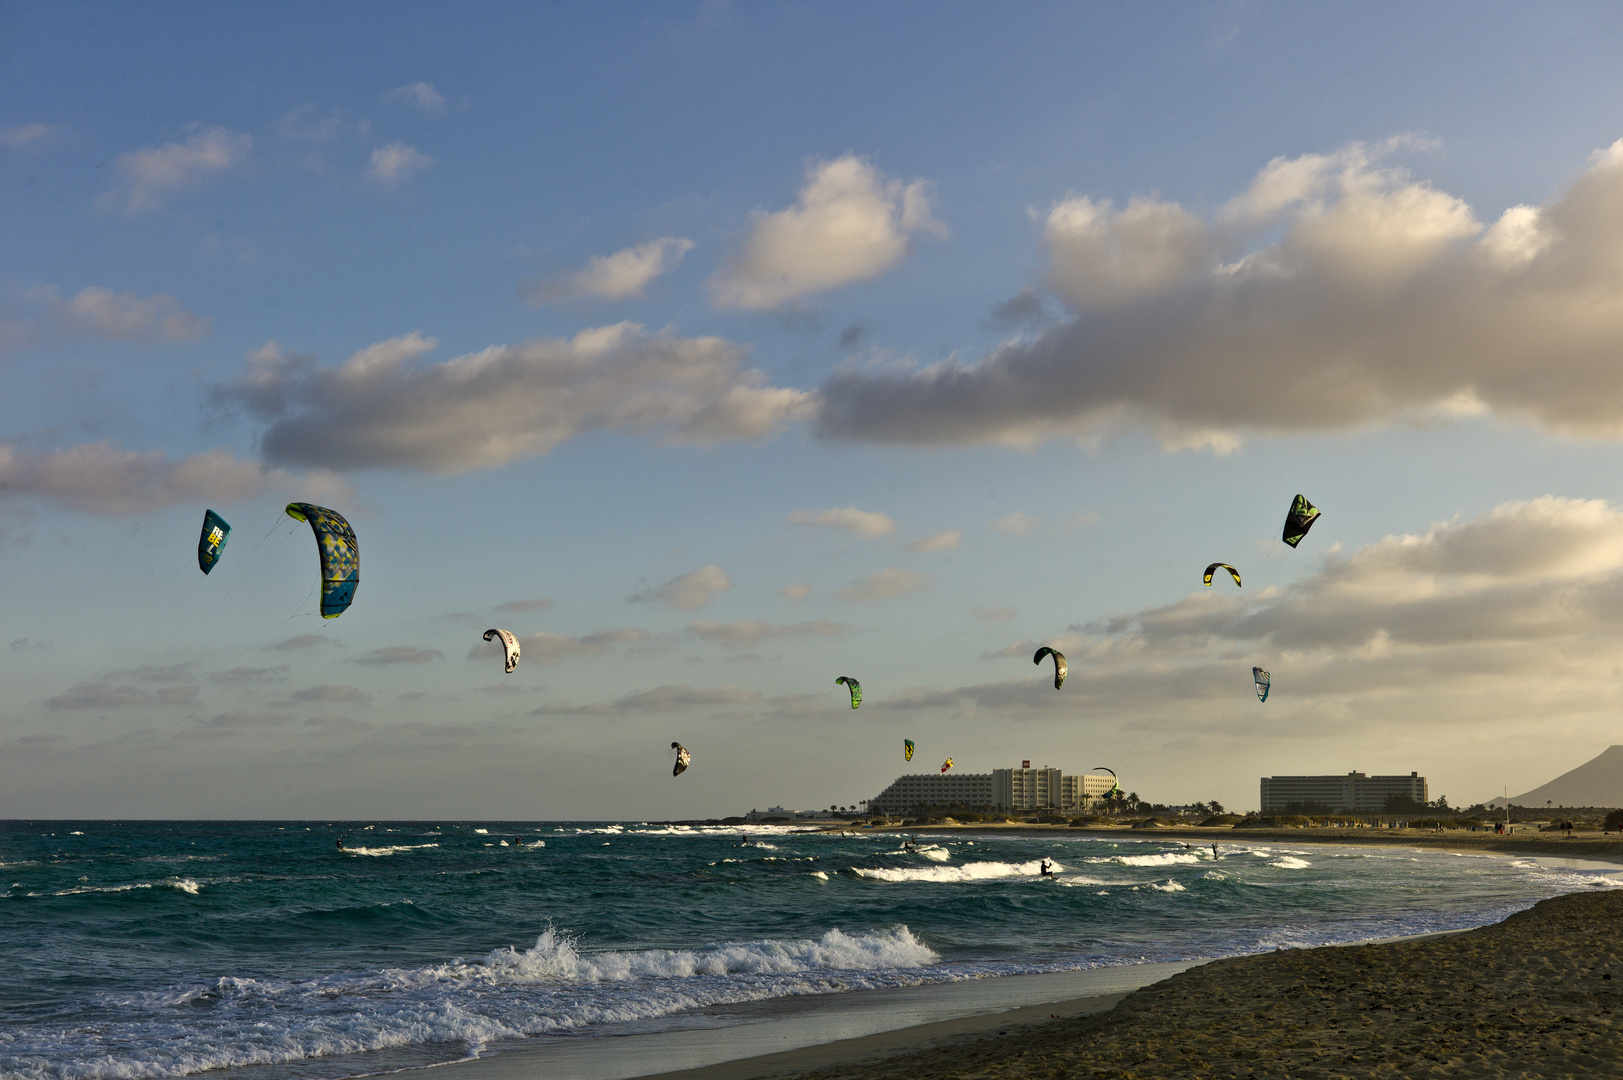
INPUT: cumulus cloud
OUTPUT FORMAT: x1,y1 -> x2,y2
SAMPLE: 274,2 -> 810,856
688,619 -> 848,649
906,529 -> 961,552
369,143 -> 434,185
862,497 -> 1623,744
212,327 -> 811,473
468,628 -> 649,665
532,684 -> 760,717
354,646 -> 443,665
814,138 -> 1623,450
527,238 -> 694,304
710,155 -> 947,309
836,566 -> 929,602
278,106 -> 343,142
627,566 -> 731,610
786,506 -> 896,538
779,584 -> 812,602
99,126 -> 251,213
0,442 -> 334,516
210,666 -> 290,683
990,512 -> 1038,537
385,82 -> 447,114
47,680 -> 196,709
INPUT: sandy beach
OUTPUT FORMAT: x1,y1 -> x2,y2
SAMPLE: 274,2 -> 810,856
688,889 -> 1623,1080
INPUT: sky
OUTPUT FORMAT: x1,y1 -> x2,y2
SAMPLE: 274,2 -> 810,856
6,1 -> 1623,819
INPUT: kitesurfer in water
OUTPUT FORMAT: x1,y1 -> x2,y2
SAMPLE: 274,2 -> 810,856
336,837 -> 345,852
1040,858 -> 1054,877
1212,843 -> 1220,860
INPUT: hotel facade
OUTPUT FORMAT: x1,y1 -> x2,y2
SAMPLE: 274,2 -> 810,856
868,765 -> 1119,816
1259,771 -> 1428,814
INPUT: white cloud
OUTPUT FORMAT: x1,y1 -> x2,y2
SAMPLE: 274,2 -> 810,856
369,143 -> 435,184
813,137 -> 1623,450
384,82 -> 447,115
99,126 -> 251,213
627,566 -> 731,610
710,155 -> 946,309
836,567 -> 929,602
906,529 -> 961,553
212,326 -> 811,473
0,442 -> 345,516
779,584 -> 812,602
688,619 -> 848,649
31,285 -> 208,342
786,506 -> 896,538
527,238 -> 694,304
990,512 -> 1038,537
1,123 -> 60,151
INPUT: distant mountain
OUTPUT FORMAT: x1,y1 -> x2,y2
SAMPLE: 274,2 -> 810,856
1497,745 -> 1623,808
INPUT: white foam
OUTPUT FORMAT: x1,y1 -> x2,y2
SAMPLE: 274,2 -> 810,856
1148,880 -> 1186,892
808,871 -> 830,881
343,843 -> 440,857
1270,857 -> 1312,869
852,860 -> 1060,883
1093,852 -> 1203,867
916,845 -> 950,862
474,829 -> 489,835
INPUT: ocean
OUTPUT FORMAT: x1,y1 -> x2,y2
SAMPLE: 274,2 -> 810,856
1,820 -> 1616,1080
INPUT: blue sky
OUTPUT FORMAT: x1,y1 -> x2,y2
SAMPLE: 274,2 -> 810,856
7,2 -> 1623,818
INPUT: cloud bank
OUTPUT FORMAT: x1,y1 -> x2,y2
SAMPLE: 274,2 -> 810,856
216,327 -> 811,473
814,138 -> 1623,451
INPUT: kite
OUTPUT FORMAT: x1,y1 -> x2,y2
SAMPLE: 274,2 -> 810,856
1253,667 -> 1271,703
1281,495 -> 1321,549
197,510 -> 230,575
904,739 -> 914,762
285,503 -> 358,619
1033,646 -> 1066,689
835,675 -> 862,709
484,629 -> 520,674
671,742 -> 691,777
1203,563 -> 1241,588
940,757 -> 954,774
1090,766 -> 1122,798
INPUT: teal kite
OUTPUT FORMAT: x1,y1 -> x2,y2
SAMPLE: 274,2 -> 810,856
197,510 -> 230,575
836,676 -> 862,709
1253,667 -> 1271,702
1033,646 -> 1066,689
285,503 -> 358,619
1282,495 -> 1321,549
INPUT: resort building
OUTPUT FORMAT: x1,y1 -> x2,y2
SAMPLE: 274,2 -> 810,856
1259,771 -> 1428,814
868,765 -> 1120,816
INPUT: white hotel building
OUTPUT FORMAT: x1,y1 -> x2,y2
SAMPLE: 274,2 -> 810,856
1259,771 -> 1428,813
868,765 -> 1118,816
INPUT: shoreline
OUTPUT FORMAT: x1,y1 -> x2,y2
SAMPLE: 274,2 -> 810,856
847,821 -> 1623,865
772,888 -> 1623,1080
417,836 -> 1615,1080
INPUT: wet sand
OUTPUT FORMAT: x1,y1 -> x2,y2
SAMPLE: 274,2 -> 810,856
757,889 -> 1623,1080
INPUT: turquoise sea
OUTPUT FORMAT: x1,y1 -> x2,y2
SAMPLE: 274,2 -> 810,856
1,820 -> 1617,1080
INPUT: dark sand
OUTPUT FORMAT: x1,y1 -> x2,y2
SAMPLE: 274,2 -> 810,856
773,889 -> 1623,1080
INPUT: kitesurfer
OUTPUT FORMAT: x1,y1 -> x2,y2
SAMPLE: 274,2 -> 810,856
1040,858 -> 1054,877
1212,843 -> 1220,860
336,837 -> 345,852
